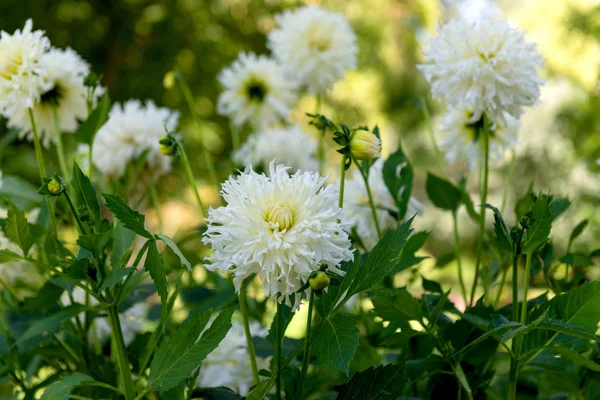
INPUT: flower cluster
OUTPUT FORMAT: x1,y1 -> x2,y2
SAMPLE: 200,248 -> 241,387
203,163 -> 353,310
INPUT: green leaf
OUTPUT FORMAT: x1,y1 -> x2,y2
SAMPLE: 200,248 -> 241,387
18,304 -> 89,344
40,373 -> 95,400
425,173 -> 462,211
535,319 -> 600,342
99,267 -> 132,291
336,363 -> 404,400
312,316 -> 359,374
0,249 -> 21,263
522,194 -> 553,253
382,146 -> 413,219
145,240 -> 168,312
551,197 -> 571,220
0,175 -> 40,210
568,219 -> 588,247
429,290 -> 451,327
550,281 -> 600,327
348,218 -> 413,296
457,315 -> 523,355
421,276 -> 442,293
267,302 -> 294,345
76,93 -> 110,144
102,193 -> 153,239
71,162 -> 100,227
544,346 -> 600,371
393,231 -> 429,274
372,287 -> 422,322
112,220 -> 135,268
157,233 -> 191,272
482,204 -> 513,254
5,203 -> 33,257
149,306 -> 235,391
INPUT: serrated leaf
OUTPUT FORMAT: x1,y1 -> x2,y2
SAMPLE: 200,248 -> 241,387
157,233 -> 191,272
0,249 -> 21,263
145,240 -> 168,312
5,203 -> 33,257
102,193 -> 153,239
112,221 -> 135,268
522,195 -> 553,253
457,315 -> 523,355
99,267 -> 132,291
429,290 -> 451,327
336,363 -> 404,400
149,306 -> 235,391
544,346 -> 600,371
18,304 -> 89,344
421,276 -> 442,293
312,316 -> 359,374
551,197 -> 570,220
393,231 -> 429,274
348,218 -> 413,296
482,204 -> 513,254
76,93 -> 110,144
425,173 -> 462,211
71,162 -> 100,227
535,319 -> 600,342
40,373 -> 95,400
568,219 -> 588,247
382,146 -> 413,219
372,287 -> 422,322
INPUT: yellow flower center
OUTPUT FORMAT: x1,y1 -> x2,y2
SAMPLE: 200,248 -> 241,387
0,45 -> 23,80
308,30 -> 332,52
265,201 -> 294,231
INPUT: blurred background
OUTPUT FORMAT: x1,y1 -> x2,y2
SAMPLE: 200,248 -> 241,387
0,0 -> 599,299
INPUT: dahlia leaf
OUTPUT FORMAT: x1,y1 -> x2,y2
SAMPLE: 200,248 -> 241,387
157,233 -> 191,272
482,204 -> 513,254
543,346 -> 600,372
425,173 -> 462,211
522,194 -> 553,253
5,203 -> 33,257
336,363 -> 405,400
149,306 -> 235,391
0,249 -> 22,264
76,93 -> 110,145
144,240 -> 168,314
18,304 -> 90,344
312,316 -> 359,374
102,193 -> 153,239
383,146 -> 413,219
71,162 -> 101,227
40,373 -> 96,400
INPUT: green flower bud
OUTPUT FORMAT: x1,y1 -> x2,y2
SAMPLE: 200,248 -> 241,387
349,130 -> 381,161
308,271 -> 330,291
310,114 -> 328,130
47,177 -> 65,196
163,71 -> 178,90
159,135 -> 178,156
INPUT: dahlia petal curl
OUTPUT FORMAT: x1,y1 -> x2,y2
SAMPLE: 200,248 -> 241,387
202,163 -> 354,310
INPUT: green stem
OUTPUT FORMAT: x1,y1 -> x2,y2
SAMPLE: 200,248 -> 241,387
469,115 -> 490,306
275,299 -> 282,400
28,108 -> 58,236
338,155 -> 347,208
520,253 -> 533,325
231,124 -> 240,152
52,107 -> 70,181
500,151 -> 515,214
493,265 -> 509,309
452,211 -> 468,303
298,289 -> 315,394
354,157 -> 382,239
107,306 -> 136,400
238,290 -> 259,385
177,76 -> 219,189
64,191 -> 87,234
148,181 -> 163,232
315,95 -> 325,175
132,387 -> 152,400
420,96 -> 445,173
178,141 -> 208,219
0,276 -> 23,303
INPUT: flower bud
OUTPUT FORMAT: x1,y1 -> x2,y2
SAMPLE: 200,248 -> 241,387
47,177 -> 65,196
349,130 -> 381,160
309,114 -> 328,130
163,71 -> 177,90
308,271 -> 330,291
159,135 -> 178,156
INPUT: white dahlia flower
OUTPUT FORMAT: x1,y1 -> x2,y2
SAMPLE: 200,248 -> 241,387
0,19 -> 50,118
7,47 -> 96,147
203,163 -> 354,309
344,159 -> 422,251
196,317 -> 270,395
439,107 -> 519,170
92,100 -> 178,178
268,6 -> 358,94
418,18 -> 543,124
217,52 -> 297,129
232,125 -> 318,173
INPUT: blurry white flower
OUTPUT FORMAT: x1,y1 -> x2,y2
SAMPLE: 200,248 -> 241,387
0,20 -> 50,118
344,159 -> 422,251
268,6 -> 358,94
196,317 -> 270,395
232,125 -> 318,173
203,163 -> 353,310
75,144 -> 90,174
443,0 -> 503,23
92,100 -> 178,178
418,18 -> 544,124
439,107 -> 519,170
217,52 -> 297,129
7,47 -> 96,147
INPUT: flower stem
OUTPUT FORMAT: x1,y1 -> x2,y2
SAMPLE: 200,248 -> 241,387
52,107 -> 70,181
298,289 -> 315,394
178,139 -> 208,219
452,210 -> 468,303
315,95 -> 325,175
420,96 -> 445,173
500,151 -> 515,214
520,252 -> 533,325
354,157 -> 382,239
28,108 -> 58,236
64,191 -> 87,234
107,305 -> 136,400
469,115 -> 490,306
177,76 -> 219,189
338,155 -> 347,208
148,181 -> 163,232
275,299 -> 282,400
238,290 -> 259,385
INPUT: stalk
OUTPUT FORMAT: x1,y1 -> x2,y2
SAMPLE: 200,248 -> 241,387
238,290 -> 259,385
315,95 -> 325,175
107,306 -> 135,400
64,191 -> 87,234
519,252 -> 533,325
298,290 -> 315,393
275,299 -> 282,400
148,181 -> 163,232
178,140 -> 208,219
452,210 -> 468,303
52,107 -> 70,181
419,96 -> 445,173
469,115 -> 490,306
338,155 -> 347,208
354,157 -> 382,239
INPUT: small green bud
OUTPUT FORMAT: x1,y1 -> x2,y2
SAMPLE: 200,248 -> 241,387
310,114 -> 328,130
163,71 -> 178,90
349,130 -> 381,161
45,175 -> 66,196
159,135 -> 179,157
308,271 -> 330,291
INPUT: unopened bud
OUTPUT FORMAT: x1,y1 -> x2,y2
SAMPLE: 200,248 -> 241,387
159,135 -> 178,156
47,177 -> 65,196
349,130 -> 381,161
310,114 -> 328,130
163,71 -> 177,90
308,271 -> 330,291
